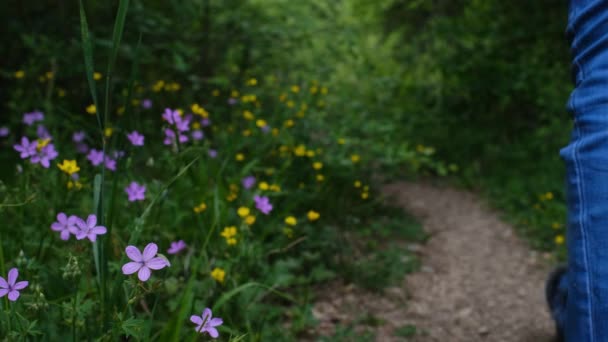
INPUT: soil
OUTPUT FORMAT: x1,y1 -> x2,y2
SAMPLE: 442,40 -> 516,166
308,181 -> 556,341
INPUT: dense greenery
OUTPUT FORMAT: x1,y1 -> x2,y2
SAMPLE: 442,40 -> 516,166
0,0 -> 571,340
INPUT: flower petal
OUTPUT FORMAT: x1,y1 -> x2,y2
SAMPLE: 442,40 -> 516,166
0,289 -> 8,297
122,262 -> 141,275
146,257 -> 169,270
86,214 -> 97,228
13,281 -> 28,290
203,308 -> 212,321
190,315 -> 203,325
57,212 -> 67,223
7,268 -> 18,286
91,226 -> 107,235
7,290 -> 20,301
209,318 -> 223,327
0,276 -> 7,289
142,243 -> 158,261
60,230 -> 71,240
137,266 -> 151,282
51,222 -> 63,232
125,246 -> 143,262
206,327 -> 219,338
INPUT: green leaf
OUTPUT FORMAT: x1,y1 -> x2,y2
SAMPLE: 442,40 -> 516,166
78,0 -> 100,130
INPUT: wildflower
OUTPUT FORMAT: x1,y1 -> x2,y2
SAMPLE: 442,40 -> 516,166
243,110 -> 255,121
163,128 -> 188,145
190,308 -> 223,338
228,98 -> 238,106
245,215 -> 256,225
31,143 -> 58,168
142,99 -> 153,109
338,138 -> 346,145
23,111 -> 44,126
307,210 -> 320,221
555,235 -> 565,245
14,70 -> 25,79
552,222 -> 562,229
254,195 -> 273,215
247,78 -> 258,86
86,104 -> 96,115
221,227 -> 237,245
67,180 -> 83,190
73,131 -> 86,143
125,182 -> 146,202
192,130 -> 204,140
104,156 -> 117,171
242,176 -> 256,189
122,243 -> 170,282
0,127 -> 9,137
14,137 -> 37,159
210,267 -> 226,283
350,154 -> 360,163
285,216 -> 297,226
127,131 -> 145,146
167,240 -> 187,255
0,268 -> 28,301
361,192 -> 369,199
259,182 -> 269,191
235,153 -> 245,161
316,174 -> 325,182
57,160 -> 80,176
162,108 -> 181,124
193,202 -> 207,213
354,180 -> 362,188
104,127 -> 113,137
256,119 -> 267,128
291,85 -> 300,93
93,72 -> 102,80
284,119 -> 295,128
74,214 -> 107,242
208,149 -> 218,158
87,149 -> 104,166
313,162 -> 323,170
270,184 -> 281,192
294,145 -> 306,156
51,212 -> 78,240
237,207 -> 250,218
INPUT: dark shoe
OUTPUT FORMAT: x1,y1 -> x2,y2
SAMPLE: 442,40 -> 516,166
545,264 -> 567,342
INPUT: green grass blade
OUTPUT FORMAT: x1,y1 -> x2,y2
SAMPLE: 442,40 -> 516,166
78,0 -> 101,130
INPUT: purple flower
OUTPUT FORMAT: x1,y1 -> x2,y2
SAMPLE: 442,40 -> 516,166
125,181 -> 146,202
104,156 -> 116,171
261,125 -> 271,133
122,243 -> 170,282
167,240 -> 187,254
208,149 -> 218,158
113,150 -> 126,159
190,308 -> 223,338
142,99 -> 153,109
192,130 -> 204,140
74,214 -> 107,242
73,131 -> 86,143
0,126 -> 9,137
162,108 -> 181,125
76,143 -> 89,154
13,137 -> 36,159
22,111 -> 44,126
201,118 -> 211,127
175,116 -> 191,132
36,125 -> 51,139
30,144 -> 58,168
0,268 -> 28,302
51,212 -> 77,240
227,98 -> 238,106
254,195 -> 273,215
127,131 -> 144,146
163,129 -> 188,145
242,176 -> 256,189
87,149 -> 104,166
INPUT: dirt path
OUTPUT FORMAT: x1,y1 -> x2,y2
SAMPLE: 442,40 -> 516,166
311,181 -> 556,341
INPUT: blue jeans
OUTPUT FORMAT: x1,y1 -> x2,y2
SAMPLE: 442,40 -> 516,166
557,1 -> 608,340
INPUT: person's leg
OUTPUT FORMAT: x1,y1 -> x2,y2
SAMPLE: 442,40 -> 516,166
555,1 -> 608,340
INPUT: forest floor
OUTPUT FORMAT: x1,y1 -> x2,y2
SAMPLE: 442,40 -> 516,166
309,181 -> 557,341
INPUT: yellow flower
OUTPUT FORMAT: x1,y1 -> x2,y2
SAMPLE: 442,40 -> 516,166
313,162 -> 323,170
321,86 -> 328,95
256,119 -> 267,128
552,222 -> 562,229
57,160 -> 80,176
272,128 -> 279,136
104,127 -> 113,137
191,103 -> 209,118
269,184 -> 281,192
350,154 -> 360,163
544,192 -> 554,201
243,110 -> 255,120
227,238 -> 237,245
221,226 -> 237,238
231,90 -> 240,98
285,216 -> 297,226
192,122 -> 201,130
93,72 -> 102,81
245,215 -> 256,225
152,80 -> 165,92
36,138 -> 51,151
338,138 -> 346,145
291,85 -> 300,93
242,129 -> 252,137
193,202 -> 207,213
310,85 -> 318,94
316,174 -> 325,182
226,193 -> 238,202
57,88 -> 66,97
235,153 -> 245,161
14,70 -> 25,79
211,268 -> 226,283
247,78 -> 258,86
354,180 -> 362,188
259,182 -> 269,191
67,181 -> 83,190
265,168 -> 275,176
286,100 -> 295,108
555,235 -> 565,245
237,207 -> 250,218
86,104 -> 97,115
361,192 -> 369,200
306,150 -> 315,158
307,210 -> 320,221
45,71 -> 54,80
294,145 -> 307,157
